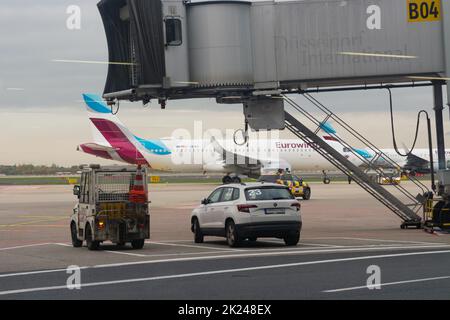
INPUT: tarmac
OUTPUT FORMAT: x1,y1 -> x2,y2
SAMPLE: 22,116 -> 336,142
1,182 -> 450,299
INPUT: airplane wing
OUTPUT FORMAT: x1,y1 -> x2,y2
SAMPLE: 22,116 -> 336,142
208,137 -> 294,177
209,137 -> 262,172
405,153 -> 429,169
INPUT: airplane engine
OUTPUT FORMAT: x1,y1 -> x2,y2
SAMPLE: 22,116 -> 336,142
261,159 -> 292,174
202,163 -> 226,173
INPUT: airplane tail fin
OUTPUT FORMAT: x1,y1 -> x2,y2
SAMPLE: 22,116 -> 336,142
83,93 -> 114,115
79,93 -> 149,165
82,93 -> 127,145
318,121 -> 372,159
318,121 -> 340,143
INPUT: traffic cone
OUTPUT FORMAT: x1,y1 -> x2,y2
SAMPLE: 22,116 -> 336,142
129,166 -> 147,204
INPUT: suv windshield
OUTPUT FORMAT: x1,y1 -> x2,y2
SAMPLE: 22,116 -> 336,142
245,186 -> 294,201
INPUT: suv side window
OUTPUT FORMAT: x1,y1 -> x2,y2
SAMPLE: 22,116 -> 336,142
221,188 -> 236,202
232,188 -> 240,200
207,188 -> 223,204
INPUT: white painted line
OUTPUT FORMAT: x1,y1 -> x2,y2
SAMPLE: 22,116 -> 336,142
53,243 -> 72,247
102,250 -> 147,257
0,267 -> 89,278
300,242 -> 341,248
305,237 -> 446,246
146,241 -> 244,252
339,237 -> 446,245
136,244 -> 411,257
238,243 -> 446,253
259,240 -> 340,248
1,244 -> 449,279
160,239 -> 339,248
0,243 -> 53,251
54,243 -> 150,257
2,249 -> 450,296
94,245 -> 450,269
54,243 -> 148,257
142,251 -> 243,258
324,275 -> 450,293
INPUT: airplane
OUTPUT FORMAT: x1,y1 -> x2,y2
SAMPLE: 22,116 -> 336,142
357,148 -> 450,175
78,93 -> 363,184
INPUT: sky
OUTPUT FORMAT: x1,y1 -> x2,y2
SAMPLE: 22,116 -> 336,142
0,0 -> 449,166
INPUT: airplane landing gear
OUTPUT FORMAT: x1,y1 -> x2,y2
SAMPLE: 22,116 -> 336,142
222,175 -> 241,184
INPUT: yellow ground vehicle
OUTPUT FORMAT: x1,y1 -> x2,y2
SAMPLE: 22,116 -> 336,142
377,174 -> 401,185
259,174 -> 311,200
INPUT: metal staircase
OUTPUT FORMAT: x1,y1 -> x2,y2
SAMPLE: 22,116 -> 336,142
283,93 -> 430,228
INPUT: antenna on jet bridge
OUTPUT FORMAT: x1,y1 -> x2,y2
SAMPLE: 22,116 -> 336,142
234,120 -> 249,146
106,99 -> 120,115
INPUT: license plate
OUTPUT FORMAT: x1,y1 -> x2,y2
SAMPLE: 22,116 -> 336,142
265,208 -> 285,215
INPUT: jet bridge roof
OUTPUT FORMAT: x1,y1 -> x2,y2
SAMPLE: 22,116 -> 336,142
97,0 -> 449,103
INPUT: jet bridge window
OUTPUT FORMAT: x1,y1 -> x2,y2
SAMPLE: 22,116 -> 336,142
165,18 -> 182,46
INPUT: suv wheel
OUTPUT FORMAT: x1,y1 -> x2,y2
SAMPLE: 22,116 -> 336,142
226,220 -> 241,247
193,218 -> 204,243
85,224 -> 99,250
284,232 -> 300,246
70,222 -> 82,248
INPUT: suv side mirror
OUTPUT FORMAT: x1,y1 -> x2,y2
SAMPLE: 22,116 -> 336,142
73,185 -> 81,197
201,198 -> 209,205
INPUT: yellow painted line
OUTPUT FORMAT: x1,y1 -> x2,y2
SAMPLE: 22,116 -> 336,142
19,216 -> 66,220
0,225 -> 66,228
0,217 -> 67,228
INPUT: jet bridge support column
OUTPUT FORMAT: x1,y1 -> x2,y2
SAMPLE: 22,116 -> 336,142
433,81 -> 446,170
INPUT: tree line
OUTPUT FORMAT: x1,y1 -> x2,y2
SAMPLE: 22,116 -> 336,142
0,164 -> 79,176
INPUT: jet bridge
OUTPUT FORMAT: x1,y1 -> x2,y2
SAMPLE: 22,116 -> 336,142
97,0 -> 450,105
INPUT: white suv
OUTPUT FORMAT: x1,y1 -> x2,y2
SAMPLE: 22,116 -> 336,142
191,182 -> 302,247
